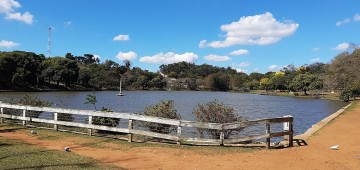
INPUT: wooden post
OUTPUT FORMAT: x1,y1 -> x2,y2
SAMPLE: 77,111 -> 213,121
88,115 -> 93,136
177,126 -> 181,145
22,109 -> 26,126
54,112 -> 58,131
288,117 -> 294,147
220,130 -> 225,146
0,107 -> 3,123
128,119 -> 133,142
266,122 -> 270,149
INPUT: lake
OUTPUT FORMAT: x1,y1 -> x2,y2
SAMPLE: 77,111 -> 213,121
0,91 -> 348,136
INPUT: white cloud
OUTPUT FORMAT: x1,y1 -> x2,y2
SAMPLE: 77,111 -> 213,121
336,18 -> 350,26
93,54 -> 101,60
140,52 -> 198,64
311,47 -> 320,52
268,64 -> 282,71
230,49 -> 249,55
199,40 -> 207,48
0,0 -> 20,14
204,54 -> 231,62
202,12 -> 298,48
310,58 -> 320,63
354,14 -> 360,22
113,34 -> 129,41
333,43 -> 351,51
6,11 -> 33,24
116,51 -> 137,61
0,40 -> 19,48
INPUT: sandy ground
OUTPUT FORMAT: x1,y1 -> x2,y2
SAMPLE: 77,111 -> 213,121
1,104 -> 360,170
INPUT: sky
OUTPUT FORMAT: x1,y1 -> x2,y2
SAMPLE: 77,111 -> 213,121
0,0 -> 359,73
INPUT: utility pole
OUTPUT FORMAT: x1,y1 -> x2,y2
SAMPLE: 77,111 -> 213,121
48,27 -> 52,57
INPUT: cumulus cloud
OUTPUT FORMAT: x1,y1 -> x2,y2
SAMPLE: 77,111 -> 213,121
93,54 -> 101,60
0,0 -> 33,24
6,12 -> 33,24
0,0 -> 20,13
268,64 -> 282,71
336,18 -> 350,26
201,12 -> 298,48
199,40 -> 207,48
140,52 -> 198,64
113,34 -> 129,41
230,49 -> 249,55
204,54 -> 231,62
0,40 -> 19,48
116,51 -> 137,61
333,43 -> 351,51
310,58 -> 320,63
354,14 -> 360,22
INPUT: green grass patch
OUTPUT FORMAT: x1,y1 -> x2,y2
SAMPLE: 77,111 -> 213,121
0,136 -> 123,170
344,101 -> 358,112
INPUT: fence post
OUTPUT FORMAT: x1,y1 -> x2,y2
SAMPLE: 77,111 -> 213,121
289,117 -> 294,147
0,107 -> 3,123
220,128 -> 225,146
128,119 -> 133,142
88,115 -> 93,136
22,109 -> 26,126
266,122 -> 270,149
177,125 -> 181,145
54,112 -> 58,131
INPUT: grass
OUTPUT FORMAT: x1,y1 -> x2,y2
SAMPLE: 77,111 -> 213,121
1,123 -> 260,158
0,136 -> 122,170
250,90 -> 341,101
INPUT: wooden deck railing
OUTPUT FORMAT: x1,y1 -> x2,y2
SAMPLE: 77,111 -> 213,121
0,103 -> 293,149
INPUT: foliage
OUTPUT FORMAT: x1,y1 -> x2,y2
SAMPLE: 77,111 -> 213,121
138,100 -> 181,134
340,86 -> 353,102
192,100 -> 247,139
84,93 -> 119,130
5,94 -> 52,118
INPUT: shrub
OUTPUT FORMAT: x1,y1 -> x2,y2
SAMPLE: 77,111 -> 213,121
340,87 -> 353,102
5,94 -> 51,118
192,100 -> 247,139
139,100 -> 181,134
84,94 -> 119,131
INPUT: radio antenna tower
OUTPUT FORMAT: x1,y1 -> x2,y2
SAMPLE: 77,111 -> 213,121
47,27 -> 52,57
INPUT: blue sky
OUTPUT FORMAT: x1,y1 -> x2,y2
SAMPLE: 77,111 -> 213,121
0,0 -> 359,73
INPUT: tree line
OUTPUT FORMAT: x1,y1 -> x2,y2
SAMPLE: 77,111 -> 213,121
1,49 -> 360,101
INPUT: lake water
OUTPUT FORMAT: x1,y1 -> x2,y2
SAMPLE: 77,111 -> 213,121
0,91 -> 348,136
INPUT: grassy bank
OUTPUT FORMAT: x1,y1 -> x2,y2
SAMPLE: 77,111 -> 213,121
0,129 -> 122,169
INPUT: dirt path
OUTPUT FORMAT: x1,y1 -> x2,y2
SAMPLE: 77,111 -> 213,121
1,105 -> 360,170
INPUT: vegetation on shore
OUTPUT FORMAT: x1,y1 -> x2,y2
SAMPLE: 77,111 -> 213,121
1,49 -> 360,101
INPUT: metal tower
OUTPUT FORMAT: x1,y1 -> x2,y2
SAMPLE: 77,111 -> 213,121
48,27 -> 52,57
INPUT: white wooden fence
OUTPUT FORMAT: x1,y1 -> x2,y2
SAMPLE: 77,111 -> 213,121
0,103 -> 293,149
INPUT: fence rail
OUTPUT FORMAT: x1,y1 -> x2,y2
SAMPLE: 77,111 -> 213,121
0,103 -> 293,149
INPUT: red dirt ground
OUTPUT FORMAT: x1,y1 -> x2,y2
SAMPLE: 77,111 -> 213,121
1,104 -> 360,170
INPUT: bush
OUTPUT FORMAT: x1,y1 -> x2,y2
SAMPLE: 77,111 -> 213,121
340,87 -> 353,102
192,100 -> 247,139
84,94 -> 119,133
92,107 -> 119,127
5,94 -> 52,118
138,100 -> 181,134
